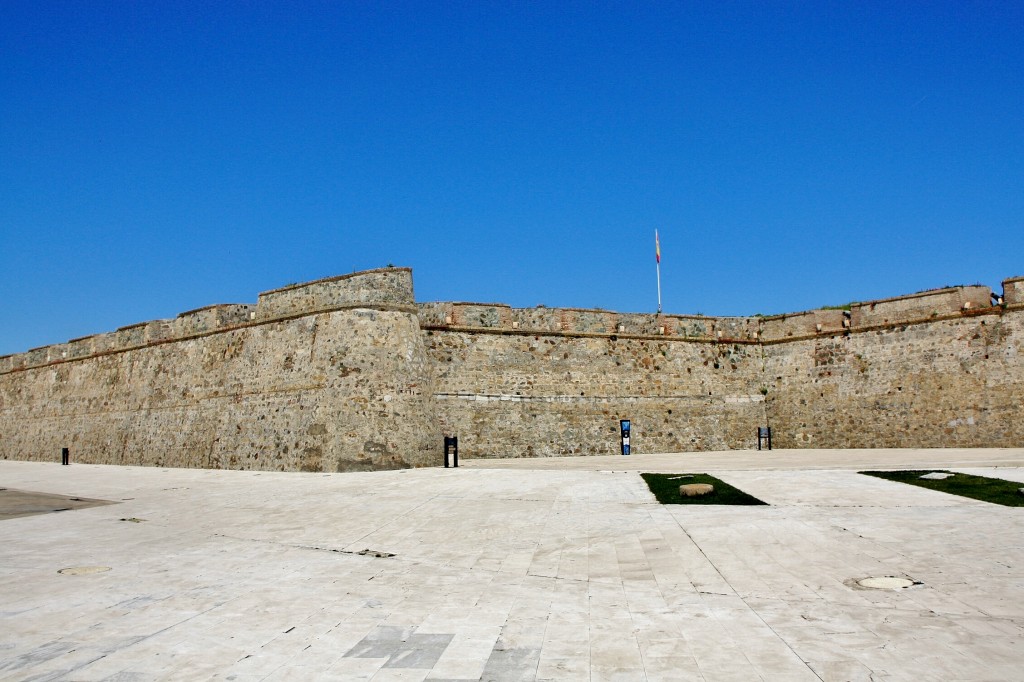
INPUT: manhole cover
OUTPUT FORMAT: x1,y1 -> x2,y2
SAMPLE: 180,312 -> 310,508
58,566 -> 111,576
858,576 -> 915,590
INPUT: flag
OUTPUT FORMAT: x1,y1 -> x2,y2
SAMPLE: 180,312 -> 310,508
655,230 -> 661,264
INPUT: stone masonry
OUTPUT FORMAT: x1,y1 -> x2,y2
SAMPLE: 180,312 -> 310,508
0,269 -> 438,471
1,269 -> 1021,469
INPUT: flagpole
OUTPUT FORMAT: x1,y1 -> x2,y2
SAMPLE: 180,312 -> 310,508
656,261 -> 662,314
655,229 -> 662,314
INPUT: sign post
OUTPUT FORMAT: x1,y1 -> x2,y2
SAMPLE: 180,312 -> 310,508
620,420 -> 631,456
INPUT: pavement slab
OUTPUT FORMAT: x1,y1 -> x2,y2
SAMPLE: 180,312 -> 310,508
0,447 -> 1022,680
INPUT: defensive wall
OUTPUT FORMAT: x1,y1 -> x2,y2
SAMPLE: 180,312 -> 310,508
1,269 -> 1022,470
0,269 -> 438,471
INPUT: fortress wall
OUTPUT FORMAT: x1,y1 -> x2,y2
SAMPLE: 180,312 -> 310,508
0,269 -> 438,471
762,307 -> 1024,448
2,270 -> 1021,470
424,283 -> 1020,458
425,328 -> 766,458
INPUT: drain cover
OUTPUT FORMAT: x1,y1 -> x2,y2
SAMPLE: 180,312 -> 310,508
58,566 -> 111,576
858,576 -> 915,590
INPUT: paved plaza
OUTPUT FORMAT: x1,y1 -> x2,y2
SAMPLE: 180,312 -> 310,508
1,448 -> 1023,681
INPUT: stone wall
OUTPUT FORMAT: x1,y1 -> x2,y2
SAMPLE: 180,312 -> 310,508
761,297 -> 1024,449
0,269 -> 439,471
1,270 -> 1021,469
425,328 -> 765,458
419,281 -> 1023,457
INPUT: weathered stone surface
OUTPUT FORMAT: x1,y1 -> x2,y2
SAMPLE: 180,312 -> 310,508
1,269 -> 1022,470
426,330 -> 764,457
920,472 -> 955,480
256,269 -> 415,320
1005,276 -> 1024,307
850,286 -> 992,328
762,312 -> 1024,449
680,483 -> 714,497
0,269 -> 438,471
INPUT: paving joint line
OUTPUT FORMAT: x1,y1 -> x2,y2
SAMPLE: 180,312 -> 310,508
666,509 -> 825,681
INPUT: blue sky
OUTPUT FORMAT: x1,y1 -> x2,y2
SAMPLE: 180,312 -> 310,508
2,2 -> 1022,355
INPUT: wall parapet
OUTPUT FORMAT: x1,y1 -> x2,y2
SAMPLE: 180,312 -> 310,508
1003,276 -> 1024,308
0,268 -> 416,375
418,285 -> 1006,343
417,302 -> 758,341
3,271 -> 1017,376
255,268 -> 415,320
849,285 -> 992,328
177,304 -> 256,334
758,309 -> 847,342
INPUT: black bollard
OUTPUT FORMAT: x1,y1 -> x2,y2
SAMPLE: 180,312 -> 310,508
444,436 -> 459,468
61,447 -> 69,465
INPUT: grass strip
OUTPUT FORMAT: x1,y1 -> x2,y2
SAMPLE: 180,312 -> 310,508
640,473 -> 767,505
860,470 -> 1024,507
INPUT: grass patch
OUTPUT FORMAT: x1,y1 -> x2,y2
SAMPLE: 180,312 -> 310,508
640,473 -> 767,505
860,470 -> 1024,507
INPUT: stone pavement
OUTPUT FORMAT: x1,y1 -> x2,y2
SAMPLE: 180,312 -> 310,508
1,448 -> 1022,681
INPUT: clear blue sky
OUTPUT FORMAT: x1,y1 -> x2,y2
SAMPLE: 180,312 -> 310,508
2,2 -> 1022,355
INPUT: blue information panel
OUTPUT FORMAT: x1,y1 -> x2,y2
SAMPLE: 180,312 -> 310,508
620,419 -> 631,456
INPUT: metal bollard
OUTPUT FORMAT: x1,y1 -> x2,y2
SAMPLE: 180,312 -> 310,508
444,436 -> 459,468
